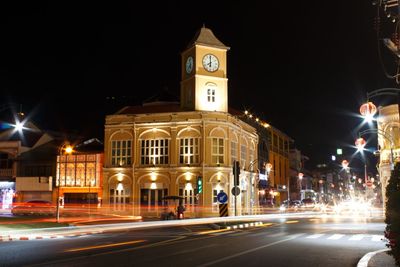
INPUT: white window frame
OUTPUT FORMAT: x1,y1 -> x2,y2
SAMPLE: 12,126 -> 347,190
140,139 -> 169,165
179,138 -> 200,164
240,144 -> 247,169
231,141 -> 237,164
212,138 -> 224,164
207,88 -> 216,103
111,140 -> 132,166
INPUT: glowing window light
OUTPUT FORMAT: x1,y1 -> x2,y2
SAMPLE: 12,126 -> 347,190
150,182 -> 157,189
185,182 -> 193,190
151,172 -> 157,181
117,182 -> 124,191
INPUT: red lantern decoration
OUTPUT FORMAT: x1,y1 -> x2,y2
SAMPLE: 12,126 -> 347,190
341,159 -> 349,169
355,137 -> 366,150
359,102 -> 377,117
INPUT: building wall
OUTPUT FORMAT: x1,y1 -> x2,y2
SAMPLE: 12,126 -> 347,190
55,153 -> 103,205
103,111 -> 258,217
268,128 -> 290,204
377,104 -> 400,208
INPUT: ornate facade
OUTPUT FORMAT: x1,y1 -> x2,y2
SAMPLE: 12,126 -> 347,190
103,27 -> 258,217
377,104 -> 400,207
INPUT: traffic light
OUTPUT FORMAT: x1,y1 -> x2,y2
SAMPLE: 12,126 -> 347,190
197,176 -> 203,194
233,160 -> 240,186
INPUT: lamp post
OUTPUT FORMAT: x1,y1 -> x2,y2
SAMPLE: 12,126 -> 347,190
298,172 -> 304,198
56,143 -> 73,223
248,159 -> 258,215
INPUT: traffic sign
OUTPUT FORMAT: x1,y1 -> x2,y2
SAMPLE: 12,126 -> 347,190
217,191 -> 228,204
219,204 -> 228,217
231,186 -> 240,196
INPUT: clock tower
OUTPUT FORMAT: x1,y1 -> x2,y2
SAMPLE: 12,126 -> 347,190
181,26 -> 230,112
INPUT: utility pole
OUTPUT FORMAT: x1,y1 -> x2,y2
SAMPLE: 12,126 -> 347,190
233,160 -> 240,216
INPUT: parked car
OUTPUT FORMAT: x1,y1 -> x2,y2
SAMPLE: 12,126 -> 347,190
11,200 -> 56,216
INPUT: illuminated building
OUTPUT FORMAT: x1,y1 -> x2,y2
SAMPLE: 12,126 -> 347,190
377,104 -> 400,206
55,138 -> 103,205
103,27 -> 258,217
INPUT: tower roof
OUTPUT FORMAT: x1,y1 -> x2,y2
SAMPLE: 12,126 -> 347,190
187,26 -> 230,50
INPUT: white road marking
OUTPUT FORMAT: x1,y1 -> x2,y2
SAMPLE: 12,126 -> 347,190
307,234 -> 325,239
349,235 -> 364,241
327,234 -> 344,240
371,235 -> 383,242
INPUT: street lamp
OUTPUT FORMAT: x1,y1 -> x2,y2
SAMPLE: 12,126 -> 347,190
56,143 -> 73,223
298,172 -> 304,190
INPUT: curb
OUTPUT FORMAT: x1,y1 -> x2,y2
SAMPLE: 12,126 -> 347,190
219,221 -> 264,230
357,248 -> 390,267
0,231 -> 102,242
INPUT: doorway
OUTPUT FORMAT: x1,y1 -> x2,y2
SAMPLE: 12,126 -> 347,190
140,188 -> 168,211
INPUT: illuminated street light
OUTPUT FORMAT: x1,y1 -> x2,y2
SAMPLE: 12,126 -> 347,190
14,121 -> 24,132
355,137 -> 366,151
56,143 -> 74,223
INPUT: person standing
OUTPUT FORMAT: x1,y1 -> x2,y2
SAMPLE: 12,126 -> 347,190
177,202 -> 185,219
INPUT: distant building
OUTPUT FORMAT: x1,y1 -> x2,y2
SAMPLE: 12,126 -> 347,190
55,138 -> 104,206
0,115 -> 55,206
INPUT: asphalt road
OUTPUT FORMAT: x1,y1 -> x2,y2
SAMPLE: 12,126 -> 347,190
0,215 -> 387,267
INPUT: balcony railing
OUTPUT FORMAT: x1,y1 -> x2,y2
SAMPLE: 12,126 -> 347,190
0,168 -> 15,177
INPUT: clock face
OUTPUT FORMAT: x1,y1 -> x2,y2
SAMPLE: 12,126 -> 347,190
202,54 -> 219,72
185,56 -> 194,74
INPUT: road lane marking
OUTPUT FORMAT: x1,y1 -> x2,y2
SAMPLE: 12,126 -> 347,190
349,235 -> 364,241
198,233 -> 304,267
307,234 -> 325,239
327,234 -> 344,240
65,240 -> 146,252
285,220 -> 299,224
196,229 -> 230,235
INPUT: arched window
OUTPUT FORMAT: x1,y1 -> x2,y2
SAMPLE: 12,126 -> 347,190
179,138 -> 200,164
111,140 -> 132,166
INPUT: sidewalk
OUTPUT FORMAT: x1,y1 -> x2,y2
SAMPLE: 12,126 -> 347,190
358,248 -> 396,267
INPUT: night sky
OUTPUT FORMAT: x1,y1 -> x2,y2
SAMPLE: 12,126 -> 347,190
1,1 -> 398,171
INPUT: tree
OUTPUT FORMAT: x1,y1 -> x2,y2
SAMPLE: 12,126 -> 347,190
385,162 -> 400,266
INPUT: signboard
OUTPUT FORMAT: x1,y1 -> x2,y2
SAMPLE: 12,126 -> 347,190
231,186 -> 240,196
217,191 -> 228,204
